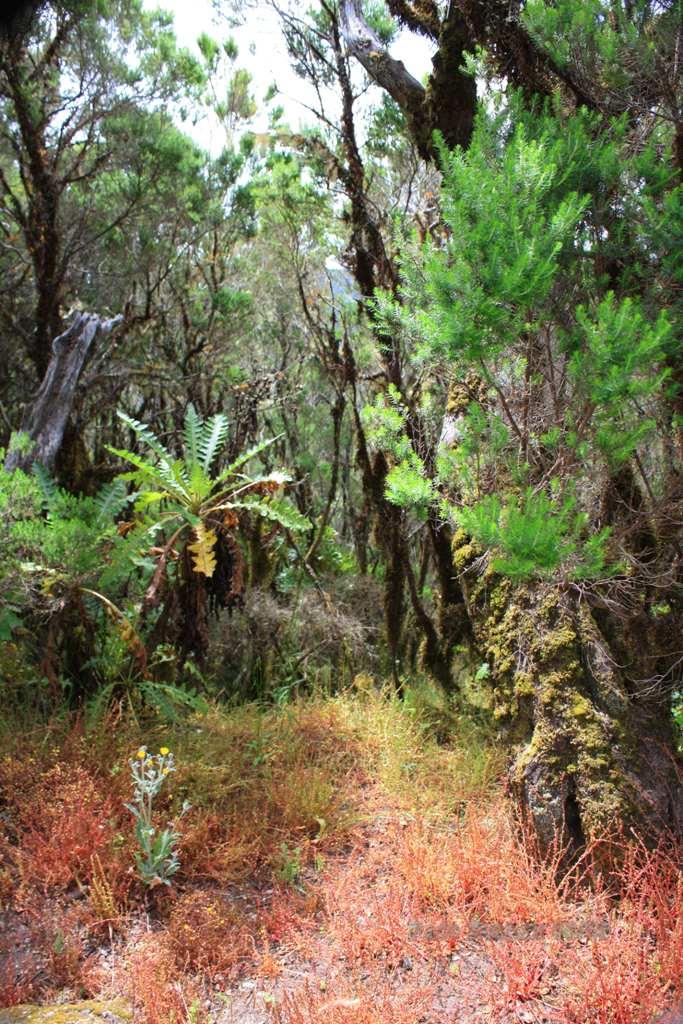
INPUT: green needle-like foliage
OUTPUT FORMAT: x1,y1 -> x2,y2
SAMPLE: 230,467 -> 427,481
366,102 -> 673,583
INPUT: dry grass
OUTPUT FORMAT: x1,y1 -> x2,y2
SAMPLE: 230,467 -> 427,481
0,689 -> 680,1024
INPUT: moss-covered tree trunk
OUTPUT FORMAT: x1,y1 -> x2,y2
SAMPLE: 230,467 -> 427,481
453,530 -> 683,848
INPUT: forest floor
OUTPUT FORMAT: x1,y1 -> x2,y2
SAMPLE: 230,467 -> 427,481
0,687 -> 681,1024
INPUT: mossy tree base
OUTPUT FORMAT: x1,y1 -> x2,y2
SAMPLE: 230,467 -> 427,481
452,530 -> 683,849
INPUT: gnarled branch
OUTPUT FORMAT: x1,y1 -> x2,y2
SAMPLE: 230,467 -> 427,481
339,0 -> 476,159
339,0 -> 427,120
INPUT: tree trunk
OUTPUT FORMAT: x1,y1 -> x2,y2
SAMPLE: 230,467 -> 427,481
0,2 -> 42,41
453,531 -> 683,848
338,0 -> 683,850
5,311 -> 123,476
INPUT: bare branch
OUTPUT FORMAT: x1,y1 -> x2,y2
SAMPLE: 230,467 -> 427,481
339,0 -> 427,125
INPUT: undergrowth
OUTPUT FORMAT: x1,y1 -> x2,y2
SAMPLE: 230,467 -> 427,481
0,687 -> 680,1023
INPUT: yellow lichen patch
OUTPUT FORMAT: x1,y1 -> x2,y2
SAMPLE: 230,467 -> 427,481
447,523 -> 648,844
531,624 -> 577,662
485,577 -> 513,613
445,373 -> 488,416
453,540 -> 477,569
451,527 -> 470,551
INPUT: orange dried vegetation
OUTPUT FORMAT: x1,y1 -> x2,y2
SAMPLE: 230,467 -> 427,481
167,890 -> 257,981
2,757 -> 127,898
178,810 -> 261,882
271,975 -> 436,1024
125,934 -> 207,1024
391,798 -> 590,927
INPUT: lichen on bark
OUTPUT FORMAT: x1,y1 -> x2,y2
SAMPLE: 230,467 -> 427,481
451,529 -> 683,849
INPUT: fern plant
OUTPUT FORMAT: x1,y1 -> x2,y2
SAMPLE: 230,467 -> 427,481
108,405 -> 310,659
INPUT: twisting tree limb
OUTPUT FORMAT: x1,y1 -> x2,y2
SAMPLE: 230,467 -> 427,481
339,0 -> 476,159
5,311 -> 123,473
339,0 -> 427,116
339,0 -> 612,164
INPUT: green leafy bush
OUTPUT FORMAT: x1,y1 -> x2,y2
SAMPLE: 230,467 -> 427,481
0,458 -> 145,701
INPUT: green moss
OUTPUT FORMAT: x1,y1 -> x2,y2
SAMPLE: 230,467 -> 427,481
513,670 -> 534,698
453,540 -> 477,569
451,527 -> 469,551
531,624 -> 577,662
511,720 -> 559,780
490,578 -> 513,608
449,527 -> 648,843
0,1000 -> 132,1024
537,668 -> 576,704
569,694 -> 592,718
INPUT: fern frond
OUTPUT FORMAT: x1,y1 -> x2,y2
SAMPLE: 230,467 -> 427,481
187,523 -> 217,577
189,461 -> 212,502
133,490 -> 170,511
106,446 -> 156,476
230,496 -> 311,531
183,403 -> 203,471
158,458 -> 190,500
108,445 -> 190,504
198,414 -> 229,473
106,448 -> 163,485
178,507 -> 202,528
214,434 -> 282,485
33,463 -> 61,513
117,410 -> 174,465
94,479 -> 130,526
137,680 -> 209,722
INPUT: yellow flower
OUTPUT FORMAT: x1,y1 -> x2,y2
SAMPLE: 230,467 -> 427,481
159,747 -> 170,756
136,748 -> 147,759
162,767 -> 170,775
